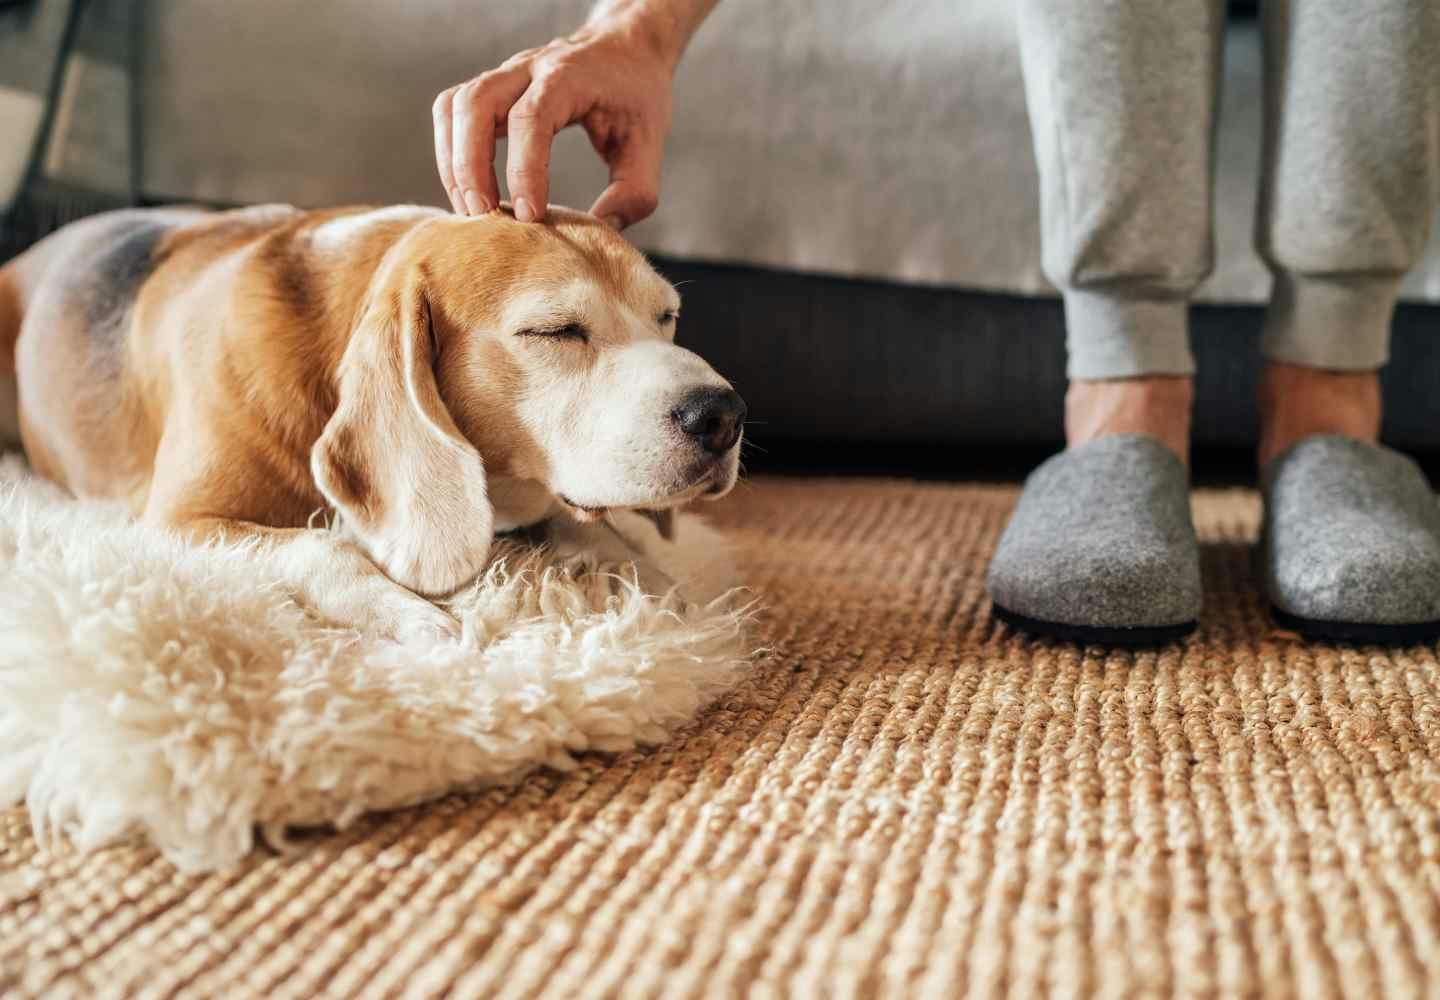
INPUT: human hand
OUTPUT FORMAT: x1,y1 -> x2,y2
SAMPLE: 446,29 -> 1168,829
433,17 -> 679,230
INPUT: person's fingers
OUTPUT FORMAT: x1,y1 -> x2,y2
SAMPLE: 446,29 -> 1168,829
451,87 -> 499,215
588,127 -> 663,230
505,81 -> 568,223
431,88 -> 463,213
450,69 -> 527,215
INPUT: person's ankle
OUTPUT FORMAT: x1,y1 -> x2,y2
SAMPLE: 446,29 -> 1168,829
1065,376 -> 1194,466
1258,362 -> 1381,471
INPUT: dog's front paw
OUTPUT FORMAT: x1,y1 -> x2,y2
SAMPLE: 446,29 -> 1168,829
380,599 -> 462,644
318,568 -> 463,643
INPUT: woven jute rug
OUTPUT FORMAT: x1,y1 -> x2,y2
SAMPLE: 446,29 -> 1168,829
5,476 -> 1440,999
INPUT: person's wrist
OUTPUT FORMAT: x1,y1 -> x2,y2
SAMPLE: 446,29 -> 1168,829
588,4 -> 691,74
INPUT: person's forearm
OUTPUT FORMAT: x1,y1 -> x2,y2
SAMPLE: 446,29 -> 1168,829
587,0 -> 722,71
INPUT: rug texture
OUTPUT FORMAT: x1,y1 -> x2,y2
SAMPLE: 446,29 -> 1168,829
0,457 -> 752,874
5,475 -> 1440,999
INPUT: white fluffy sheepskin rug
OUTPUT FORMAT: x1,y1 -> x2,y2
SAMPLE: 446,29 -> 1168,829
0,456 -> 753,872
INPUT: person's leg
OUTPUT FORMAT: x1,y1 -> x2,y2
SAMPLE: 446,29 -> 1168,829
1017,0 -> 1227,464
1256,0 -> 1440,640
988,1 -> 1224,643
1255,0 -> 1439,468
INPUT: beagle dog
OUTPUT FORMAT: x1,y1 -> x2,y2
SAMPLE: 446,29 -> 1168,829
0,203 -> 745,639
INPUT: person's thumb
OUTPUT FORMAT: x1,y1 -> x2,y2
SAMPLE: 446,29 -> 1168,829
589,133 -> 662,230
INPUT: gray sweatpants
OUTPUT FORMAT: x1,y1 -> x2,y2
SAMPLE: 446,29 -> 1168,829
1017,0 -> 1440,379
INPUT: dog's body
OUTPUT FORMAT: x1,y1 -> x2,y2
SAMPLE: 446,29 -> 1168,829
0,203 -> 744,638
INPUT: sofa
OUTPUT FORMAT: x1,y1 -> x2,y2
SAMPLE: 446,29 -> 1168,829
6,0 -> 1440,456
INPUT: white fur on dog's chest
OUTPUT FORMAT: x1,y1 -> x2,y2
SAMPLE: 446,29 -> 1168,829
487,476 -> 562,531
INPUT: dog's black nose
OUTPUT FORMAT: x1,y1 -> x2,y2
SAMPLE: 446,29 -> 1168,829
672,387 -> 746,454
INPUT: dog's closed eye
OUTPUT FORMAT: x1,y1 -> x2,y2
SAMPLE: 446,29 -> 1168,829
658,310 -> 678,326
517,322 -> 589,343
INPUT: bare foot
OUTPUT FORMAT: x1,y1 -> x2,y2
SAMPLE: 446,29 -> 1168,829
1065,376 -> 1194,466
1258,362 -> 1381,471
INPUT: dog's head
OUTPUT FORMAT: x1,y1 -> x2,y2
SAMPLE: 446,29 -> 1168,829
312,205 -> 744,596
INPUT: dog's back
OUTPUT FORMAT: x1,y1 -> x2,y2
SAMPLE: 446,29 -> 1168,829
1,207 -> 217,490
4,202 -> 448,508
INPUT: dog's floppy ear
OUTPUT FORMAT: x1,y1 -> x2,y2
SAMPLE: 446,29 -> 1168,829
312,264 -> 492,596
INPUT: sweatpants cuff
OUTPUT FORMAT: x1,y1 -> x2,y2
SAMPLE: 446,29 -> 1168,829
1064,291 -> 1195,379
1261,273 -> 1400,371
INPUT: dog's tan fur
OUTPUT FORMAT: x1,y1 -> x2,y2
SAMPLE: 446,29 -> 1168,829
0,204 -> 740,639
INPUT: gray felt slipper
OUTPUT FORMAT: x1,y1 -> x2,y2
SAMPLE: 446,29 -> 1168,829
1262,435 -> 1440,644
986,434 -> 1201,646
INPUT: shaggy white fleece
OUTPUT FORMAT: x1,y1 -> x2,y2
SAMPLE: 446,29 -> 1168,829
0,457 -> 753,872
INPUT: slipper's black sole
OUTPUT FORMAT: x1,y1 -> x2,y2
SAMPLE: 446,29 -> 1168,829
1270,606 -> 1440,646
993,604 -> 1196,648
